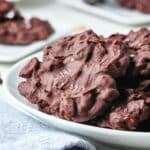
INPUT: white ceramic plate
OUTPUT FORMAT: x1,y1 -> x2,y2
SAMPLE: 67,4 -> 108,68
57,0 -> 150,25
0,23 -> 71,63
4,52 -> 150,150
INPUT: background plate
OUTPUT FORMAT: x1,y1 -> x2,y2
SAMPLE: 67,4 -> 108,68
0,19 -> 72,63
57,0 -> 150,25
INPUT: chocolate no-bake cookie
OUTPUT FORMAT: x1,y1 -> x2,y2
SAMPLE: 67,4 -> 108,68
0,18 -> 54,45
18,28 -> 150,131
0,0 -> 54,45
19,30 -> 120,122
118,0 -> 150,14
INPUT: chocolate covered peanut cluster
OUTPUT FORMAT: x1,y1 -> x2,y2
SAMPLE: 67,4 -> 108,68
18,28 -> 150,131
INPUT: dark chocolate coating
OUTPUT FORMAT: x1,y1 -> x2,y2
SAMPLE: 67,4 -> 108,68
0,0 -> 54,45
97,90 -> 150,130
125,28 -> 150,77
44,30 -> 129,78
0,17 -> 54,45
108,28 -> 150,78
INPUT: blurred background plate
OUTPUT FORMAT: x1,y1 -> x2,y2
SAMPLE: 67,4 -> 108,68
0,20 -> 73,63
57,0 -> 150,25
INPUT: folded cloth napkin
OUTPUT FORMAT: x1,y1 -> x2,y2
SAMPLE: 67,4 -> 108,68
0,98 -> 116,150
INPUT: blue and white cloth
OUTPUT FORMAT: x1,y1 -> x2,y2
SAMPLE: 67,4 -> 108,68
0,97 -> 115,150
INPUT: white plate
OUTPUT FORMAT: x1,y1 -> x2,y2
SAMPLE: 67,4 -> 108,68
0,23 -> 70,63
4,52 -> 150,150
57,0 -> 150,25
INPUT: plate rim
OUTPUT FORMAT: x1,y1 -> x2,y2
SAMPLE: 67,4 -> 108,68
3,51 -> 150,137
57,0 -> 150,25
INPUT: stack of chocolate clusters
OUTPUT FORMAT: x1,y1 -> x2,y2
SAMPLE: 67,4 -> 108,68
0,0 -> 54,45
18,28 -> 150,131
84,0 -> 150,14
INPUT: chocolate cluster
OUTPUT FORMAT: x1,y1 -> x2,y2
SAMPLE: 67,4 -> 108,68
118,0 -> 150,14
84,0 -> 150,14
18,28 -> 150,131
0,0 -> 54,45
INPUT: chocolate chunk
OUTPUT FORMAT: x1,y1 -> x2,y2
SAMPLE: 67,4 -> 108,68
107,33 -> 126,42
125,28 -> 150,77
19,57 -> 40,78
104,36 -> 129,78
125,28 -> 150,50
